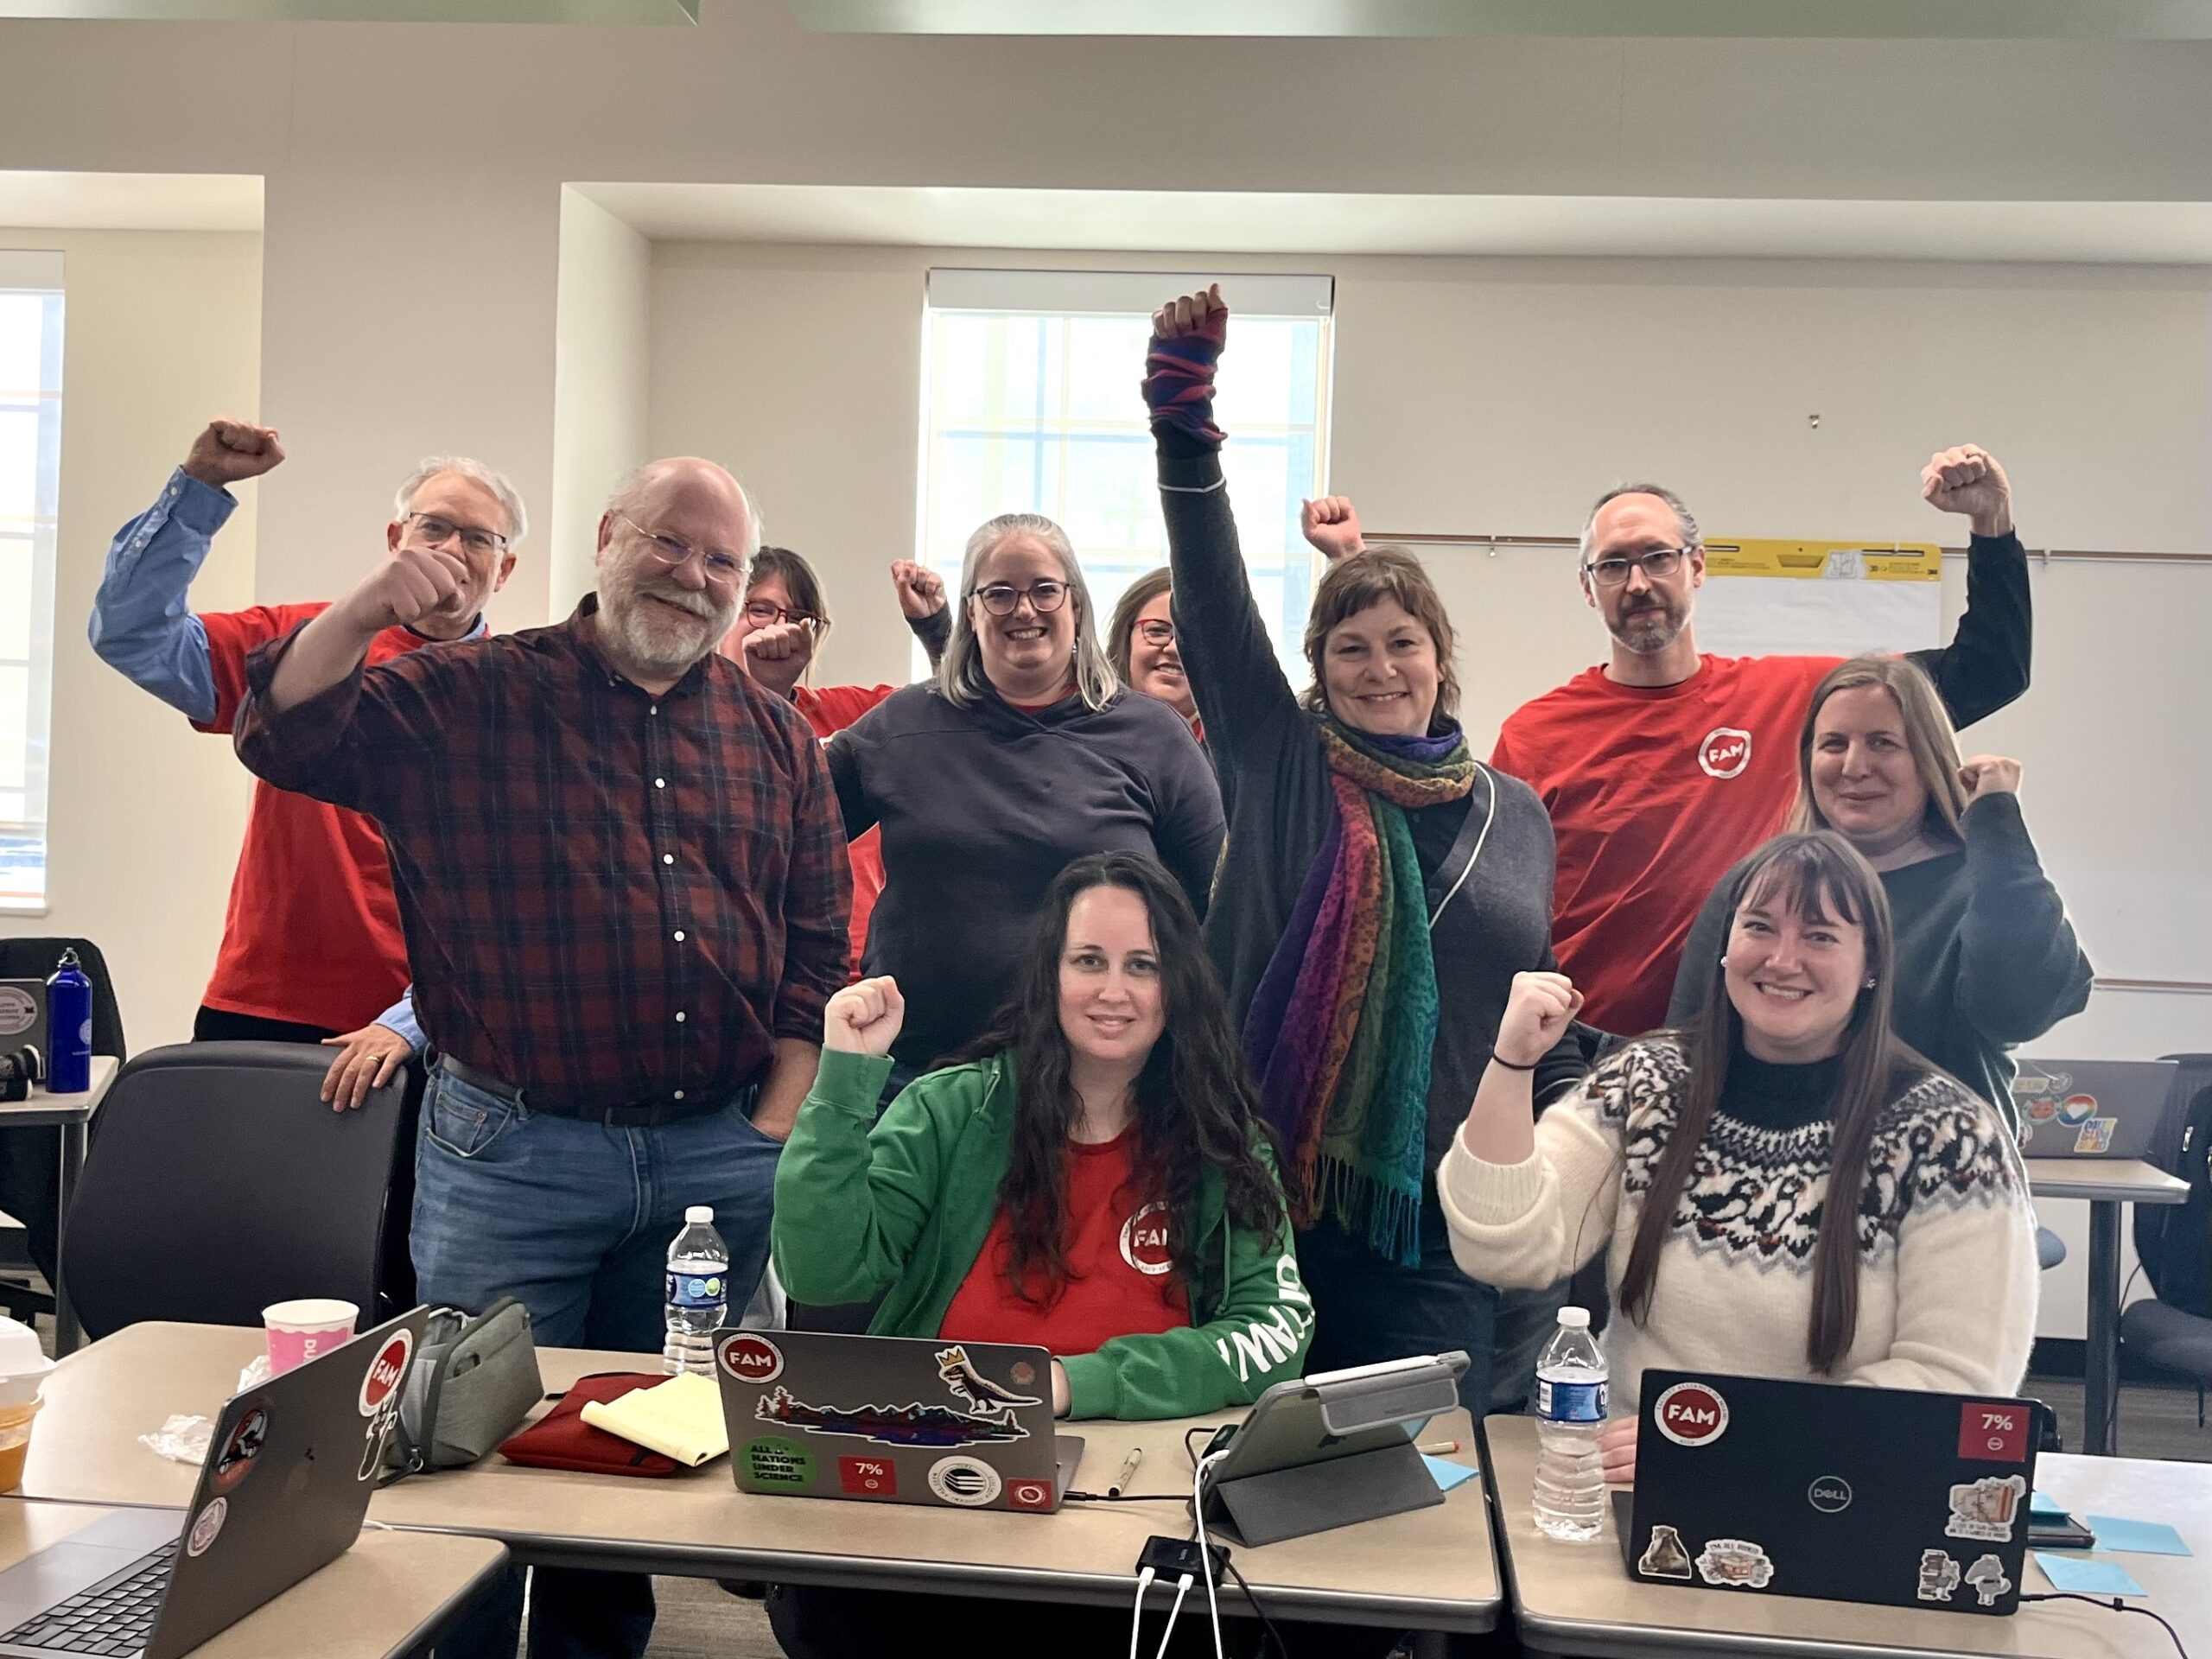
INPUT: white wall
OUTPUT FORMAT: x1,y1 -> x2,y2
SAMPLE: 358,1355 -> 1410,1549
0,229 -> 264,1052
550,188 -> 652,617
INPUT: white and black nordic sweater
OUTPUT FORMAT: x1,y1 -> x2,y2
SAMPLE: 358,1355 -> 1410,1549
1438,1034 -> 2039,1409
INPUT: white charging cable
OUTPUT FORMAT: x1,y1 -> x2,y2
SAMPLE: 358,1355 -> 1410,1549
1127,1564 -> 1156,1659
1193,1448 -> 1232,1659
1154,1573 -> 1195,1659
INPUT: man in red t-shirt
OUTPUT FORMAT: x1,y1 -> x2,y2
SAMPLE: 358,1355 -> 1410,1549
1491,445 -> 2032,1037
90,418 -> 524,1044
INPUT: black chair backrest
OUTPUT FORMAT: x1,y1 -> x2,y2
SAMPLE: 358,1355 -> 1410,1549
0,937 -> 125,1062
60,1041 -> 407,1341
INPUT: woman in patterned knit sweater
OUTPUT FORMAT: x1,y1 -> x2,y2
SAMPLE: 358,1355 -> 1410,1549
1440,830 -> 2037,1482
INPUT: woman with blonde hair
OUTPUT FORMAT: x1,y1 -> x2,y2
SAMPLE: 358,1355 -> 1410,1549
1669,653 -> 2089,1127
827,512 -> 1223,1088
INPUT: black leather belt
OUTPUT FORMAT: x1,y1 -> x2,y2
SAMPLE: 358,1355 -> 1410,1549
435,1054 -> 756,1128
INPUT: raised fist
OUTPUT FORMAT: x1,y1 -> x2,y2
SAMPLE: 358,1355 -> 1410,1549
1493,971 -> 1583,1070
824,976 -> 905,1058
1151,284 -> 1228,346
340,542 -> 470,634
890,560 -> 947,620
182,418 -> 285,490
1920,445 -> 2012,538
1300,496 -> 1365,563
742,619 -> 816,695
1957,754 -> 2022,801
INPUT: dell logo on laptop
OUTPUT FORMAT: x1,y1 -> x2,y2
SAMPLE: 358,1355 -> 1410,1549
1808,1477 -> 1853,1513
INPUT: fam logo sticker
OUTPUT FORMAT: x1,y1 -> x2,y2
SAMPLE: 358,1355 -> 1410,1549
1119,1203 -> 1173,1277
1698,728 -> 1752,780
1653,1380 -> 1729,1447
358,1328 -> 415,1418
927,1454 -> 1002,1508
719,1333 -> 784,1385
185,1498 -> 228,1560
1006,1478 -> 1054,1512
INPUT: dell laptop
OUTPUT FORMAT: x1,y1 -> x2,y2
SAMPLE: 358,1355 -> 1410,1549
0,1306 -> 429,1659
2009,1058 -> 2177,1160
1619,1370 -> 2042,1617
715,1329 -> 1084,1514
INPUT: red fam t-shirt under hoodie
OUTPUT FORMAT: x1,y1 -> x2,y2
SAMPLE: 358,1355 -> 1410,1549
1491,652 -> 1837,1039
939,1126 -> 1190,1356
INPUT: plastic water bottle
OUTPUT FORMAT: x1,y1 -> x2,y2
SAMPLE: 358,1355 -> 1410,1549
1531,1305 -> 1609,1541
43,950 -> 92,1096
663,1205 -> 729,1376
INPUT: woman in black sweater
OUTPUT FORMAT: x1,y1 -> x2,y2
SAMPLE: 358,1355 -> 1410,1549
1145,286 -> 1581,1412
1669,654 -> 2091,1129
826,513 -> 1224,1086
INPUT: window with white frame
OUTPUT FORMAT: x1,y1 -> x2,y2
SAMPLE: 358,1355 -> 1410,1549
0,253 -> 64,912
917,270 -> 1332,690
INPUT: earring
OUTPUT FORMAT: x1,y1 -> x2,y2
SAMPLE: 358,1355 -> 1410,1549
1863,977 -> 1877,988
1718,956 -> 1728,967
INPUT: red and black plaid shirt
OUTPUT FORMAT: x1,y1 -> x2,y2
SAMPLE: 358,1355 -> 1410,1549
235,595 -> 850,1107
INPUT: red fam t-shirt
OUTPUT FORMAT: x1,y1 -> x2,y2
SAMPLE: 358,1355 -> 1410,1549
195,604 -> 445,1032
791,683 -> 899,981
1491,652 -> 1839,1038
939,1127 -> 1191,1356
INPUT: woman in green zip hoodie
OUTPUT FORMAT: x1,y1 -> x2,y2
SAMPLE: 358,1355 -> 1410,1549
772,850 -> 1313,1423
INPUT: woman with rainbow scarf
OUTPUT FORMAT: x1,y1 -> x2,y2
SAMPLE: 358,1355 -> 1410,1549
1143,286 -> 1586,1412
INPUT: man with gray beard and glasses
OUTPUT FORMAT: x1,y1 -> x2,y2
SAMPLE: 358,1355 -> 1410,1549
235,456 -> 848,1659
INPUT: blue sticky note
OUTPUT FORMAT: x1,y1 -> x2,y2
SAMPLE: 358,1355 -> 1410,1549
2084,1516 -> 2193,1557
2033,1554 -> 2147,1597
1423,1454 -> 1478,1493
2030,1489 -> 2067,1518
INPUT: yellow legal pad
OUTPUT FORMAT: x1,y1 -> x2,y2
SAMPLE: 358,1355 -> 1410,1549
579,1372 -> 730,1466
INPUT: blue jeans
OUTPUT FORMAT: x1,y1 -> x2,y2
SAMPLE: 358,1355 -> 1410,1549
415,1065 -> 780,1659
1294,1217 -> 1501,1418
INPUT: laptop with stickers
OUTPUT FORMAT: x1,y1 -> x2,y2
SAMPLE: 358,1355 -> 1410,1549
1618,1370 -> 2043,1617
2008,1058 -> 2177,1160
715,1330 -> 1084,1514
0,1306 -> 429,1659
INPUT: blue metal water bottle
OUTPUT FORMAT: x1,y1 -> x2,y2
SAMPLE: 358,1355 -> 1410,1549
44,950 -> 92,1094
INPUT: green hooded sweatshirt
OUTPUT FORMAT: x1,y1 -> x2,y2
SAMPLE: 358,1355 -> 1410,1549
772,1049 -> 1314,1421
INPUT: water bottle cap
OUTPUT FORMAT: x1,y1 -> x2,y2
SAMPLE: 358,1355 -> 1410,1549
1556,1306 -> 1591,1330
684,1205 -> 714,1224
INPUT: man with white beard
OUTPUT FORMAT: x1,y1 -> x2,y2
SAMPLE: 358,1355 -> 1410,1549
235,456 -> 848,1659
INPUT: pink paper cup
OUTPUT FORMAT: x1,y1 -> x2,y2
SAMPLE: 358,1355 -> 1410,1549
264,1299 -> 359,1375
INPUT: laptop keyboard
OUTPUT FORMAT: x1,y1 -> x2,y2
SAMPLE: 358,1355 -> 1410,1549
0,1540 -> 176,1655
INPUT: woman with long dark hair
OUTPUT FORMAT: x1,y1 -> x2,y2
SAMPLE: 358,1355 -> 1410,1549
772,849 -> 1306,1418
1143,286 -> 1583,1414
1441,831 -> 2037,1480
1668,653 -> 2090,1130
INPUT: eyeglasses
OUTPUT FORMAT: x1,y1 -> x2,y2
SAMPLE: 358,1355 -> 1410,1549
618,513 -> 745,584
741,597 -> 821,632
1133,619 -> 1176,646
972,580 -> 1069,616
405,512 -> 508,556
1583,546 -> 1693,587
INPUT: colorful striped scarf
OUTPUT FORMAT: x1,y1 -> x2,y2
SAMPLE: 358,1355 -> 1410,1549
1241,716 -> 1478,1266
